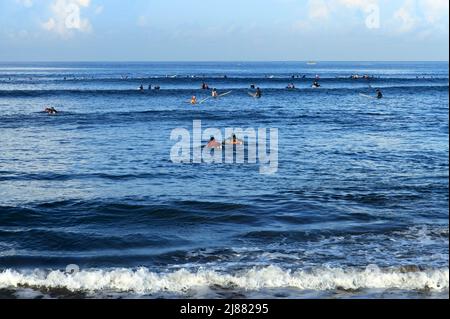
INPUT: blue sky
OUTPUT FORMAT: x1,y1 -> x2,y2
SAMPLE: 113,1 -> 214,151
0,0 -> 448,61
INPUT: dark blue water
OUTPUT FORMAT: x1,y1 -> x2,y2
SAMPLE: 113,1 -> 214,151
0,62 -> 448,299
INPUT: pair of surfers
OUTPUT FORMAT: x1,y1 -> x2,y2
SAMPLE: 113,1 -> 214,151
205,134 -> 244,149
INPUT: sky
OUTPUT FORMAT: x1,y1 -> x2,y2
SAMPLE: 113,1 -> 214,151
0,0 -> 448,61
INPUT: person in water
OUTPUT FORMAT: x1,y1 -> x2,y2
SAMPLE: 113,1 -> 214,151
148,84 -> 152,90
139,84 -> 144,91
191,96 -> 197,105
44,107 -> 58,115
255,87 -> 262,98
250,84 -> 256,89
206,137 -> 222,149
224,134 -> 243,146
287,83 -> 296,89
376,89 -> 383,99
312,81 -> 321,88
212,88 -> 219,98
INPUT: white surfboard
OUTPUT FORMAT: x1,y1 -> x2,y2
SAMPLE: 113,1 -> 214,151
359,93 -> 375,99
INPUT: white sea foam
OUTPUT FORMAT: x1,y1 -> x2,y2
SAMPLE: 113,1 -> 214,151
0,265 -> 448,295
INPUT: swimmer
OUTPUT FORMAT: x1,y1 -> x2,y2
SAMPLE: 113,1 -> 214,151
255,87 -> 262,98
376,89 -> 383,99
224,134 -> 243,146
206,137 -> 222,149
44,107 -> 58,115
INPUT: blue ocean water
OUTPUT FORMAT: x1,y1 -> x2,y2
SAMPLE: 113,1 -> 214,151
0,62 -> 448,299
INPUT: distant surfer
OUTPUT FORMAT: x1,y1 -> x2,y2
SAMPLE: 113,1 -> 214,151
249,87 -> 262,98
287,83 -> 296,89
148,84 -> 152,90
250,84 -> 256,89
206,137 -> 222,149
44,107 -> 58,115
376,89 -> 383,99
312,81 -> 321,88
250,87 -> 262,98
255,87 -> 262,98
212,88 -> 219,98
223,134 -> 243,146
139,84 -> 144,91
201,82 -> 209,90
190,96 -> 197,105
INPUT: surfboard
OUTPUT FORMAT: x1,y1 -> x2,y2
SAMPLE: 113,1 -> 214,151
199,97 -> 210,104
199,91 -> 233,104
218,91 -> 233,98
359,93 -> 376,99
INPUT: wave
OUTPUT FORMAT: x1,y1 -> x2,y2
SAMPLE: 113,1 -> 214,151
0,85 -> 448,98
0,200 -> 256,229
0,172 -> 165,182
0,265 -> 447,296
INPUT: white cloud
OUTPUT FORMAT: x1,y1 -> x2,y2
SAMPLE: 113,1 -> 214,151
394,0 -> 417,32
392,0 -> 448,33
297,0 -> 380,30
420,0 -> 449,24
42,0 -> 92,37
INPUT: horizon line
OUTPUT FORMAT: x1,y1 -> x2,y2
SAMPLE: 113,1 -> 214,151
0,60 -> 449,63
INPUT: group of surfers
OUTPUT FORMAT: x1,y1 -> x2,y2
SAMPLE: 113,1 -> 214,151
43,76 -> 384,114
139,84 -> 161,91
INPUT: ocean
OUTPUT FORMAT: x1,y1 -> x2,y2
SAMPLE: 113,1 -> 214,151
0,61 -> 448,299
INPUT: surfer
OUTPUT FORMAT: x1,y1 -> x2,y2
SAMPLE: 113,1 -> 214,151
212,89 -> 219,98
312,81 -> 321,88
249,87 -> 262,98
148,84 -> 152,90
224,134 -> 243,146
250,84 -> 256,89
139,84 -> 144,91
376,89 -> 383,99
206,137 -> 222,149
191,96 -> 197,105
287,83 -> 296,89
255,87 -> 262,98
201,82 -> 209,90
44,107 -> 58,115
